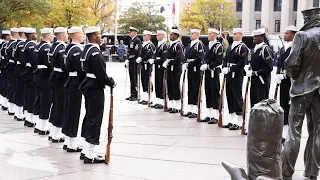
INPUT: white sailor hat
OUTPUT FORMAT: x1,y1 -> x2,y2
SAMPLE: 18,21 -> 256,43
54,27 -> 67,33
233,28 -> 244,34
41,28 -> 54,34
85,26 -> 100,34
25,28 -> 36,34
252,28 -> 266,36
190,29 -> 201,34
171,29 -> 180,35
143,30 -> 152,35
10,28 -> 20,33
285,25 -> 299,32
157,30 -> 166,35
68,26 -> 83,34
1,30 -> 10,35
208,28 -> 220,34
129,26 -> 139,32
18,27 -> 28,33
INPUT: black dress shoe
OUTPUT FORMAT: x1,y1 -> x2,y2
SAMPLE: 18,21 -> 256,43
129,97 -> 137,101
208,118 -> 218,124
80,153 -> 85,160
84,155 -> 105,164
223,123 -> 233,128
8,112 -> 14,116
63,145 -> 67,150
27,122 -> 35,128
182,112 -> 192,117
229,124 -> 242,130
164,108 -> 172,112
125,96 -> 132,100
142,101 -> 148,105
304,175 -> 317,180
155,104 -> 163,109
51,137 -> 65,143
169,108 -> 179,113
48,136 -> 52,141
38,130 -> 50,135
34,128 -> 40,133
151,104 -> 158,108
2,106 -> 8,110
24,121 -> 28,126
67,147 -> 82,152
199,117 -> 210,122
16,118 -> 24,121
188,113 -> 197,118
14,116 -> 17,120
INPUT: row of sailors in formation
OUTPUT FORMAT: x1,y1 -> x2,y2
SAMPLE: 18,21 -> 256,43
124,25 -> 299,141
0,26 -> 116,164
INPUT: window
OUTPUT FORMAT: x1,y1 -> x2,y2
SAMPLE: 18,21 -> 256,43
275,20 -> 281,32
238,20 -> 242,28
255,0 -> 262,11
274,0 -> 282,11
294,20 -> 297,27
236,0 -> 243,11
314,0 -> 320,7
256,20 -> 261,29
293,0 -> 298,11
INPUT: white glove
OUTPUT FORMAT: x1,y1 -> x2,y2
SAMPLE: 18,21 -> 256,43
163,60 -> 169,68
222,67 -> 230,75
246,70 -> 253,77
182,63 -> 188,71
124,60 -> 129,68
275,74 -> 285,84
200,64 -> 208,71
244,65 -> 250,72
148,59 -> 155,64
136,57 -> 142,63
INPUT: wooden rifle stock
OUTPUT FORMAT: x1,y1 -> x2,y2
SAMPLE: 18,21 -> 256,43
163,69 -> 168,111
137,64 -> 141,103
180,69 -> 187,116
147,66 -> 152,107
197,73 -> 204,122
105,87 -> 114,164
218,77 -> 226,127
274,84 -> 279,100
241,77 -> 250,135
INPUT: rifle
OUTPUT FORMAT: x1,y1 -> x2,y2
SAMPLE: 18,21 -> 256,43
218,77 -> 226,127
147,65 -> 152,107
163,69 -> 168,111
105,87 -> 114,164
180,69 -> 187,116
241,77 -> 250,135
137,64 -> 141,103
274,84 -> 279,100
197,72 -> 204,122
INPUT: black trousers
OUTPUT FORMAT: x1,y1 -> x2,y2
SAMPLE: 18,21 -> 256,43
14,74 -> 24,106
64,85 -> 82,137
187,67 -> 200,105
167,65 -> 181,100
282,90 -> 320,177
6,69 -> 15,103
81,88 -> 104,145
23,75 -> 36,113
36,84 -> 52,119
155,64 -> 164,99
1,73 -> 7,98
140,63 -> 151,92
33,87 -> 40,116
50,83 -> 66,128
205,70 -> 220,109
226,73 -> 243,115
129,61 -> 137,97
250,76 -> 270,108
280,78 -> 291,125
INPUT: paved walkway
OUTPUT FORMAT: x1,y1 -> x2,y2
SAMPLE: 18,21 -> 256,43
0,63 -> 310,180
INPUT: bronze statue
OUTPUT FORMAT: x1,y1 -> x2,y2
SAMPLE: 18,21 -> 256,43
282,7 -> 320,180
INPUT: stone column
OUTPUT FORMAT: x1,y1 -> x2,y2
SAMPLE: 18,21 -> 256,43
296,0 -> 313,28
261,0 -> 273,34
280,0 -> 293,33
242,0 -> 255,34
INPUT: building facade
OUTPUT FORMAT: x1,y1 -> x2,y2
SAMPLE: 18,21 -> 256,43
231,0 -> 320,35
